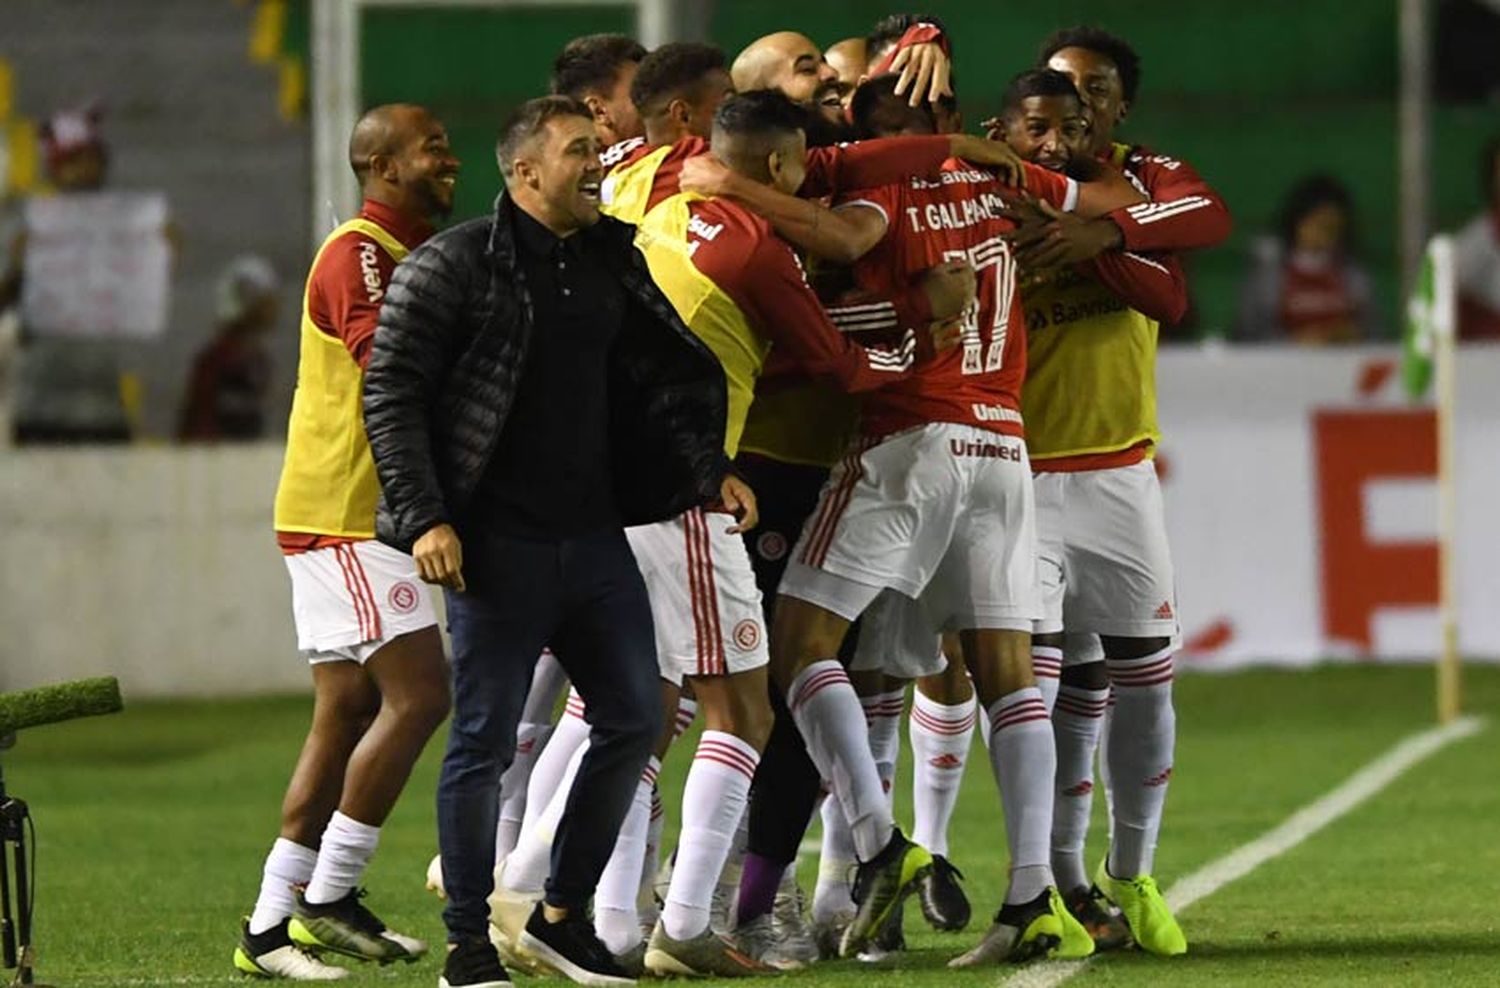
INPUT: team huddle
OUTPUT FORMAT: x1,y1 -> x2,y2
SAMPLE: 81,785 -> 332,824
233,12 -> 1230,988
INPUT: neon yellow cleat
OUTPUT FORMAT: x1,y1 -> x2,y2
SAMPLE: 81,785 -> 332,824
947,888 -> 1094,967
1093,859 -> 1187,957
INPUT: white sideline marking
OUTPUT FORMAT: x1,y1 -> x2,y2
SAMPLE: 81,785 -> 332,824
1000,715 -> 1486,988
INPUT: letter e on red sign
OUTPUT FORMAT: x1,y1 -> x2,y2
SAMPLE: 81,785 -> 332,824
1314,410 -> 1438,651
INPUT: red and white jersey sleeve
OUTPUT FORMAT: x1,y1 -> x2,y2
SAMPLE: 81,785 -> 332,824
1085,249 -> 1189,324
690,200 -> 918,393
306,231 -> 396,368
836,160 -> 1057,440
1107,146 -> 1232,253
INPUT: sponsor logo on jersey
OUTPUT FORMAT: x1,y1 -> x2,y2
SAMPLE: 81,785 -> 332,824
733,619 -> 762,651
755,530 -> 788,562
949,436 -> 1023,460
358,240 -> 383,303
388,581 -> 420,615
970,403 -> 1024,425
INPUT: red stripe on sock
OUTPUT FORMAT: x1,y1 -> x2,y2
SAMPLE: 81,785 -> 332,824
911,704 -> 977,735
694,748 -> 759,781
791,667 -> 850,711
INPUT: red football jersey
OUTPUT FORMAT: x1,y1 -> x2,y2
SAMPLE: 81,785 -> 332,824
838,160 -> 1075,439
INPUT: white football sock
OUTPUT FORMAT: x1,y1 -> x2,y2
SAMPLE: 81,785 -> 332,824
909,691 -> 977,857
661,731 -> 759,941
862,689 -> 904,804
674,695 -> 699,740
304,811 -> 380,905
496,720 -> 555,862
503,736 -> 588,895
986,688 -> 1057,905
1106,648 -> 1175,878
594,757 -> 660,954
788,661 -> 893,861
516,689 -> 590,840
1050,684 -> 1109,893
812,786 -> 857,926
1032,645 -> 1062,713
248,838 -> 317,934
638,785 -> 664,921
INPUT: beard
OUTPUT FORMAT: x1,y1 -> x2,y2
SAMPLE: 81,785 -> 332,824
801,107 -> 853,148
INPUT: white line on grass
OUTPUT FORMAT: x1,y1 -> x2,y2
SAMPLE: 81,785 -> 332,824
999,714 -> 1486,988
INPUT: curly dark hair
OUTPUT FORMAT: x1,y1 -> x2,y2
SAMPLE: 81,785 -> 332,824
629,42 -> 726,116
1037,26 -> 1141,104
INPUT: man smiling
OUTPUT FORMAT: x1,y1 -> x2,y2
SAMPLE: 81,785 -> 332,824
364,96 -> 741,988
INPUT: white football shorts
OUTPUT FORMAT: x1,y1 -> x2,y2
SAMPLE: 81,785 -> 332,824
283,539 -> 437,664
850,589 -> 949,680
779,422 -> 1040,633
1033,459 -> 1179,657
626,507 -> 769,687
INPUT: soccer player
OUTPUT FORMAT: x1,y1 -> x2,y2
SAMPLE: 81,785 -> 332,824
630,88 -> 968,978
234,104 -> 458,981
740,72 -> 1140,964
551,33 -> 648,147
1005,27 -> 1232,958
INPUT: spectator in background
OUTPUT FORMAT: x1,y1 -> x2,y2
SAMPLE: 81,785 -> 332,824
178,254 -> 279,441
1455,137 -> 1500,339
1235,174 -> 1379,344
13,103 -> 134,442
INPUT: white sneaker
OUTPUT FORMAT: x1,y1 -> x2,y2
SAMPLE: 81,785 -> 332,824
709,879 -> 739,936
733,914 -> 808,971
771,874 -> 819,966
488,885 -> 540,949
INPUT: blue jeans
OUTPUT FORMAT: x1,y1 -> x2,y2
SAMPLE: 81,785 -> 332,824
438,528 -> 662,941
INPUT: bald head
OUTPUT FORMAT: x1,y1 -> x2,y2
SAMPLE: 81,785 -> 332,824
347,103 -> 458,220
349,104 -> 430,183
825,38 -> 867,88
731,32 -> 840,121
824,37 -> 867,110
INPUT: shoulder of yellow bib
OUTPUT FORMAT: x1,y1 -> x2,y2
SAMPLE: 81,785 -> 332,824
319,216 -> 409,262
1108,142 -> 1132,169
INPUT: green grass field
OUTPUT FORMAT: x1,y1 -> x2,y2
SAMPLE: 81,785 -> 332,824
6,664 -> 1498,987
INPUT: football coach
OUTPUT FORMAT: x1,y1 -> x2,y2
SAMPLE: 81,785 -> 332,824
363,95 -> 755,988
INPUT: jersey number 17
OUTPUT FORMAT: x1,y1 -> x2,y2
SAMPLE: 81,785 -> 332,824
943,234 -> 1015,376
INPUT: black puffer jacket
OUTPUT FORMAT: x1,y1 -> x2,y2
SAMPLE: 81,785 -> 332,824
363,192 -> 730,552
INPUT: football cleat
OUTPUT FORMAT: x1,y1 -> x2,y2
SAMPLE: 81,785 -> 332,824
234,917 -> 349,980
838,828 -> 933,958
1062,884 -> 1132,952
948,888 -> 1094,967
917,855 -> 971,931
1092,859 -> 1187,957
288,888 -> 424,964
644,921 -> 779,978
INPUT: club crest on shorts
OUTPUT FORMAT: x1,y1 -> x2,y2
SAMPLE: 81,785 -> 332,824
733,618 -> 762,651
388,581 -> 420,615
755,531 -> 787,562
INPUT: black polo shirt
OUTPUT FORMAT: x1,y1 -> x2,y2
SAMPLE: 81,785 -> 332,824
473,201 -> 627,538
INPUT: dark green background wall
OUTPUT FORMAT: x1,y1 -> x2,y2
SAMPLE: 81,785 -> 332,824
358,1 -> 1498,337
